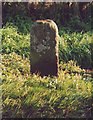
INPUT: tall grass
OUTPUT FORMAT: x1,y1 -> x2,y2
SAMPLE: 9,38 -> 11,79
59,29 -> 93,69
1,53 -> 93,118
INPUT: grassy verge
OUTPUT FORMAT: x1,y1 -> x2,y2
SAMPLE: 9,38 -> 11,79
1,52 -> 93,118
1,17 -> 93,118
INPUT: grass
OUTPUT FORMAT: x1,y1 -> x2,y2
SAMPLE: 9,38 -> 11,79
1,17 -> 93,118
1,52 -> 93,118
2,24 -> 30,58
59,29 -> 93,69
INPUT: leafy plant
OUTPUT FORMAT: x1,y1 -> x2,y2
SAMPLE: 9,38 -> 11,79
2,24 -> 30,58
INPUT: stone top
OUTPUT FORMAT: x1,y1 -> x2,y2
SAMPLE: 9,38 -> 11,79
33,19 -> 59,36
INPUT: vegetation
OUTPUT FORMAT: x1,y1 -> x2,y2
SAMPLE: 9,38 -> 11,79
1,2 -> 93,118
1,52 -> 93,118
59,29 -> 93,69
2,20 -> 93,68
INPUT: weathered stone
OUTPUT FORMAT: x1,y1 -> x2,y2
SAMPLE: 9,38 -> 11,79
30,19 -> 59,76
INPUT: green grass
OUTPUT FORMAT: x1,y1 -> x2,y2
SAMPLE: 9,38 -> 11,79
59,29 -> 93,68
1,17 -> 93,118
1,52 -> 93,118
2,25 -> 30,58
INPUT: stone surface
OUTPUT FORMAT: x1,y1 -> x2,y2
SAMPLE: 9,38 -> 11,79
30,19 -> 59,76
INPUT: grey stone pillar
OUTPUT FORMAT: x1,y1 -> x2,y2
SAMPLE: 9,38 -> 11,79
30,19 -> 59,76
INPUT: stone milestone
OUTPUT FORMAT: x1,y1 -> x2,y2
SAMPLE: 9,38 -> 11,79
30,19 -> 59,76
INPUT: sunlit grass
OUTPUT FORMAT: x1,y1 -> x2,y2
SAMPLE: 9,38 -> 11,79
1,53 -> 93,118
